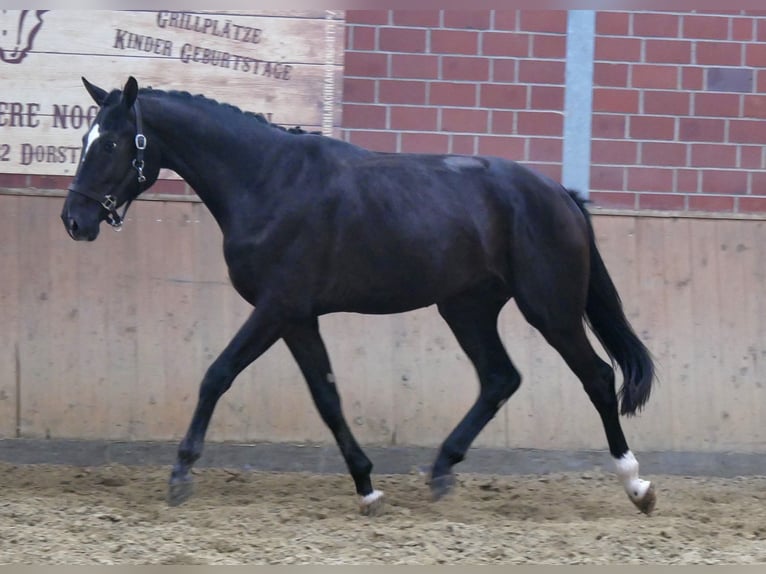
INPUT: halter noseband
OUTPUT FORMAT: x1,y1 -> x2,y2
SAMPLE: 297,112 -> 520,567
68,99 -> 148,230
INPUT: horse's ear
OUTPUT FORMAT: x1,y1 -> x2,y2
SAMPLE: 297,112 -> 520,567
121,76 -> 138,109
82,76 -> 108,106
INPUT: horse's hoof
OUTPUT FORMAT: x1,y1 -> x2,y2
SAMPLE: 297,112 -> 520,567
167,476 -> 194,507
359,490 -> 385,516
429,473 -> 456,501
630,482 -> 656,515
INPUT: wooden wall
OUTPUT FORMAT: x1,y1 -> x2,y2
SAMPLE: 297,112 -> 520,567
0,192 -> 764,453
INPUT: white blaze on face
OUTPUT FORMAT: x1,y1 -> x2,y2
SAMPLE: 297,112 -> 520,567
83,122 -> 101,158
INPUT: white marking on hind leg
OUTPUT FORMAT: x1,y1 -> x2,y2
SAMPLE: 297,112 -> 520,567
614,451 -> 651,501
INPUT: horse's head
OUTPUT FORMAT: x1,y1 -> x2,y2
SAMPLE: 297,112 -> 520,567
61,76 -> 160,241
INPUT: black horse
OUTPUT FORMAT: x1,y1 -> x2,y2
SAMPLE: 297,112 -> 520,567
61,76 -> 656,515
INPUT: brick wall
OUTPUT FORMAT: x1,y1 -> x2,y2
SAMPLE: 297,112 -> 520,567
343,10 -> 766,214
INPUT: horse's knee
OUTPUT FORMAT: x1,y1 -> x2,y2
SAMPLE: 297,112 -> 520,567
483,368 -> 521,409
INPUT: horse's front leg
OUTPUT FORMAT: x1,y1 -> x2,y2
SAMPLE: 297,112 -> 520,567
283,319 -> 383,516
167,307 -> 282,506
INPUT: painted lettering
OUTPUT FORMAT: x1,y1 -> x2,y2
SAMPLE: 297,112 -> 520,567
0,102 -> 41,127
20,144 -> 80,166
52,104 -> 99,130
156,11 -> 262,44
113,28 -> 173,56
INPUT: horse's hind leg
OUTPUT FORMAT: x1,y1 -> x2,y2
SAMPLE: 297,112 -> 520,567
282,319 -> 382,516
430,288 -> 520,500
514,270 -> 655,514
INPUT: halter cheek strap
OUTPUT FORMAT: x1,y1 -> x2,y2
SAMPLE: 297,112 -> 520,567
68,99 -> 148,230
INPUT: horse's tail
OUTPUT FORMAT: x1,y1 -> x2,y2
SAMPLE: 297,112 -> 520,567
568,190 -> 655,416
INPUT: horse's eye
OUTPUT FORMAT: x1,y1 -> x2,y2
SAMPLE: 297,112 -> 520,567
103,141 -> 117,152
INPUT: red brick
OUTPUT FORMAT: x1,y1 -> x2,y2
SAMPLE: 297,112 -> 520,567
401,132 -> 448,153
593,88 -> 639,113
347,10 -> 389,25
477,135 -> 526,158
744,95 -> 766,118
429,82 -> 477,107
739,197 -> 766,213
596,12 -> 630,36
442,108 -> 489,133
516,111 -> 563,136
391,54 -> 439,79
629,115 -> 676,141
532,34 -> 566,59
0,173 -> 29,188
701,169 -> 748,194
345,52 -> 388,77
528,137 -> 562,162
350,26 -> 375,51
642,142 -> 687,167
682,67 -> 704,91
631,65 -> 678,89
379,27 -> 426,53
492,111 -> 515,133
525,162 -> 562,182
758,70 -> 766,93
758,19 -> 766,42
695,93 -> 741,117
589,191 -> 637,209
392,10 -> 440,27
643,91 -> 691,116
530,86 -> 564,110
731,18 -> 754,41
482,32 -> 530,57
494,11 -> 518,31
690,144 -> 738,168
590,166 -> 625,191
450,135 -> 476,154
343,78 -> 376,103
390,106 -> 437,131
745,44 -> 766,67
343,104 -> 387,129
492,59 -> 517,82
594,37 -> 642,62
443,10 -> 491,30
696,42 -> 742,66
688,195 -> 735,212
30,175 -> 73,191
146,179 -> 187,195
594,63 -> 629,87
644,40 -> 692,64
633,13 -> 680,38
348,130 -> 397,152
638,193 -> 685,210
592,140 -> 638,164
480,83 -> 527,109
378,80 -> 426,105
592,114 -> 626,139
431,30 -> 479,55
682,15 -> 729,39
747,172 -> 766,193
679,118 -> 725,142
518,60 -> 565,85
740,146 -> 763,169
677,169 -> 700,192
729,120 -> 766,144
442,56 -> 490,81
519,10 -> 567,33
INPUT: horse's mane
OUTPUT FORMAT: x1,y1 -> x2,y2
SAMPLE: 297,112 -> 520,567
136,87 -> 321,136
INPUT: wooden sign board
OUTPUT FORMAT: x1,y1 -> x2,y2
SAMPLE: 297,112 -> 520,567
0,10 -> 345,177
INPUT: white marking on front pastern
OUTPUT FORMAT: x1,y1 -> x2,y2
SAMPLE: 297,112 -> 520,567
83,122 -> 101,157
614,451 -> 651,501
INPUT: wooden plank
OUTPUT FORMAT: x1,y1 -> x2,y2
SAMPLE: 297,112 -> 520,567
0,196 -> 20,437
1,10 -> 345,176
16,197 -> 53,437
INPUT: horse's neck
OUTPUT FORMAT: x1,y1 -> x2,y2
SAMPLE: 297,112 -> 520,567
146,97 -> 277,228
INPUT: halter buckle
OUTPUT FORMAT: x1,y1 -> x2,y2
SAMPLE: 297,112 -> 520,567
102,195 -> 117,211
135,133 -> 147,150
